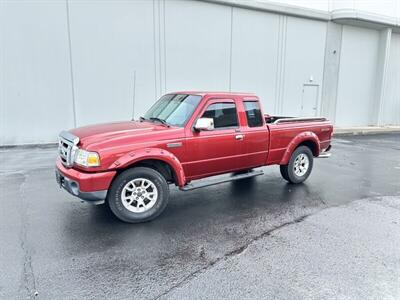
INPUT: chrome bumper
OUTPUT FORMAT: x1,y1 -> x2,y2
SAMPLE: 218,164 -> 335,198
55,169 -> 106,204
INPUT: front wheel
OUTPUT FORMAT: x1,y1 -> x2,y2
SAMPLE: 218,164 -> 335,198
280,146 -> 314,184
107,167 -> 169,223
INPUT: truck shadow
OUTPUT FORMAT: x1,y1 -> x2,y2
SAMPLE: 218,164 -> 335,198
76,175 -> 319,226
59,173 -> 326,255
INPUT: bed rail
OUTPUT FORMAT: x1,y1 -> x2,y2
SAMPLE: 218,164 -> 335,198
272,117 -> 327,124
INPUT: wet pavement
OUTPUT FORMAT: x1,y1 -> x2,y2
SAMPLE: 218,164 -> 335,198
0,134 -> 399,299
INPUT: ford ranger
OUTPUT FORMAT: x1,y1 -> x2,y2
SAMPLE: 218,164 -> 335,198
56,92 -> 333,223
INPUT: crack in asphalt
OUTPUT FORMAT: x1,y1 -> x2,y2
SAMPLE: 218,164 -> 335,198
18,172 -> 38,299
153,195 -> 384,300
153,213 -> 311,300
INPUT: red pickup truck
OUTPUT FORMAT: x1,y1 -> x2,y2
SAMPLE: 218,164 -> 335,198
56,92 -> 332,223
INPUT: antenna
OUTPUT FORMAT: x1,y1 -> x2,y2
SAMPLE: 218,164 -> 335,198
131,70 -> 136,120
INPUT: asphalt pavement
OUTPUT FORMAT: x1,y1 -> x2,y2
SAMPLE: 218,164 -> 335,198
0,134 -> 399,299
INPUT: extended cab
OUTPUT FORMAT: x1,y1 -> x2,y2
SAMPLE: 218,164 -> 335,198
56,92 -> 333,223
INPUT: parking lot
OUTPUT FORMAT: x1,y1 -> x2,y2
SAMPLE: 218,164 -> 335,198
1,134 -> 399,299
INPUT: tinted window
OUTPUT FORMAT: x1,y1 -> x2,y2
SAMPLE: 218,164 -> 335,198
144,94 -> 202,127
201,103 -> 238,129
244,101 -> 263,127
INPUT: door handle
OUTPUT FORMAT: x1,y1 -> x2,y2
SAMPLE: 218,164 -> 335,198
235,134 -> 244,140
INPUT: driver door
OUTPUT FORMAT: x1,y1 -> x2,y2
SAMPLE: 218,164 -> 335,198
183,99 -> 246,179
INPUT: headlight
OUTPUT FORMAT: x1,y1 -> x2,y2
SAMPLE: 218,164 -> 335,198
74,149 -> 100,167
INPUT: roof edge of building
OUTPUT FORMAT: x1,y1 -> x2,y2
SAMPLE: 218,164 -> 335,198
331,9 -> 400,32
200,0 -> 330,21
198,0 -> 400,31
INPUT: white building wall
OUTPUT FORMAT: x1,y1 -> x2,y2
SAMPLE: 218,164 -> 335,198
280,17 -> 326,116
1,1 -> 75,145
1,0 -> 400,145
335,25 -> 380,127
382,33 -> 400,125
164,0 -> 231,93
230,8 -> 280,113
68,0 -> 156,127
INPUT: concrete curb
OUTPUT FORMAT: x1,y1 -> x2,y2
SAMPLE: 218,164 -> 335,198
333,127 -> 400,136
0,143 -> 57,150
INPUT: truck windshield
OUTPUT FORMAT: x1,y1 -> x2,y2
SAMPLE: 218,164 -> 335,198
143,94 -> 202,127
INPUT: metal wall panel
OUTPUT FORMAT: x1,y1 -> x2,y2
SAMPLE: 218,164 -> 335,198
320,22 -> 342,122
1,1 -> 74,145
164,0 -> 231,92
382,33 -> 400,125
68,0 -> 155,126
230,8 -> 280,114
280,17 -> 327,116
335,25 -> 380,127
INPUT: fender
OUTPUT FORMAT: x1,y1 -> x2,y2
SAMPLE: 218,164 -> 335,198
109,147 -> 186,187
279,131 -> 321,165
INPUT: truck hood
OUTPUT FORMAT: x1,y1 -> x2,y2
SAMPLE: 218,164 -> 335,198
70,120 -> 177,149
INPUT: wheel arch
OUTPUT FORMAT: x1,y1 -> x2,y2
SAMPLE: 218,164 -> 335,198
127,159 -> 177,185
279,132 -> 320,165
109,148 -> 186,187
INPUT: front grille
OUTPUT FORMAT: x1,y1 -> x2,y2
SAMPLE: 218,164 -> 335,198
58,131 -> 79,167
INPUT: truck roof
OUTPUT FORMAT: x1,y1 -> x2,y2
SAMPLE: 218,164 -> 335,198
170,91 -> 258,98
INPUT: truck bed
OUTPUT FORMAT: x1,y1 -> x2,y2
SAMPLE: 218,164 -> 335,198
264,114 -> 333,165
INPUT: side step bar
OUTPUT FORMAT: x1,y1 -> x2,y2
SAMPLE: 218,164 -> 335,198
180,170 -> 264,191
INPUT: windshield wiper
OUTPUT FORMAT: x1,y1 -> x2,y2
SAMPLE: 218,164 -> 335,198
139,116 -> 147,122
149,117 -> 170,127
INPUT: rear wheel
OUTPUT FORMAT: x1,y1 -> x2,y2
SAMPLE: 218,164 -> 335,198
280,146 -> 313,184
107,167 -> 169,223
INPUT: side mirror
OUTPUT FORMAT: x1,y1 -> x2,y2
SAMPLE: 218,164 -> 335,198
194,118 -> 214,131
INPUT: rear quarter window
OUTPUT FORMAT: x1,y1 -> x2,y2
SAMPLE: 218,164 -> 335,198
244,101 -> 263,127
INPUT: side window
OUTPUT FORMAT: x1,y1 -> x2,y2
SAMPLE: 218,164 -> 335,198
244,101 -> 263,127
201,102 -> 238,129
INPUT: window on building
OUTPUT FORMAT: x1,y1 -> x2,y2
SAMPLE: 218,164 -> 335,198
201,102 -> 238,129
244,101 -> 263,127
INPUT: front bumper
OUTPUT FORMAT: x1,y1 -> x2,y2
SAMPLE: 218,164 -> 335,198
55,159 -> 116,204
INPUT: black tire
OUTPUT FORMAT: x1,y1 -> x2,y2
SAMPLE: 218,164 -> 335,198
279,165 -> 290,181
280,146 -> 314,184
107,167 -> 169,223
